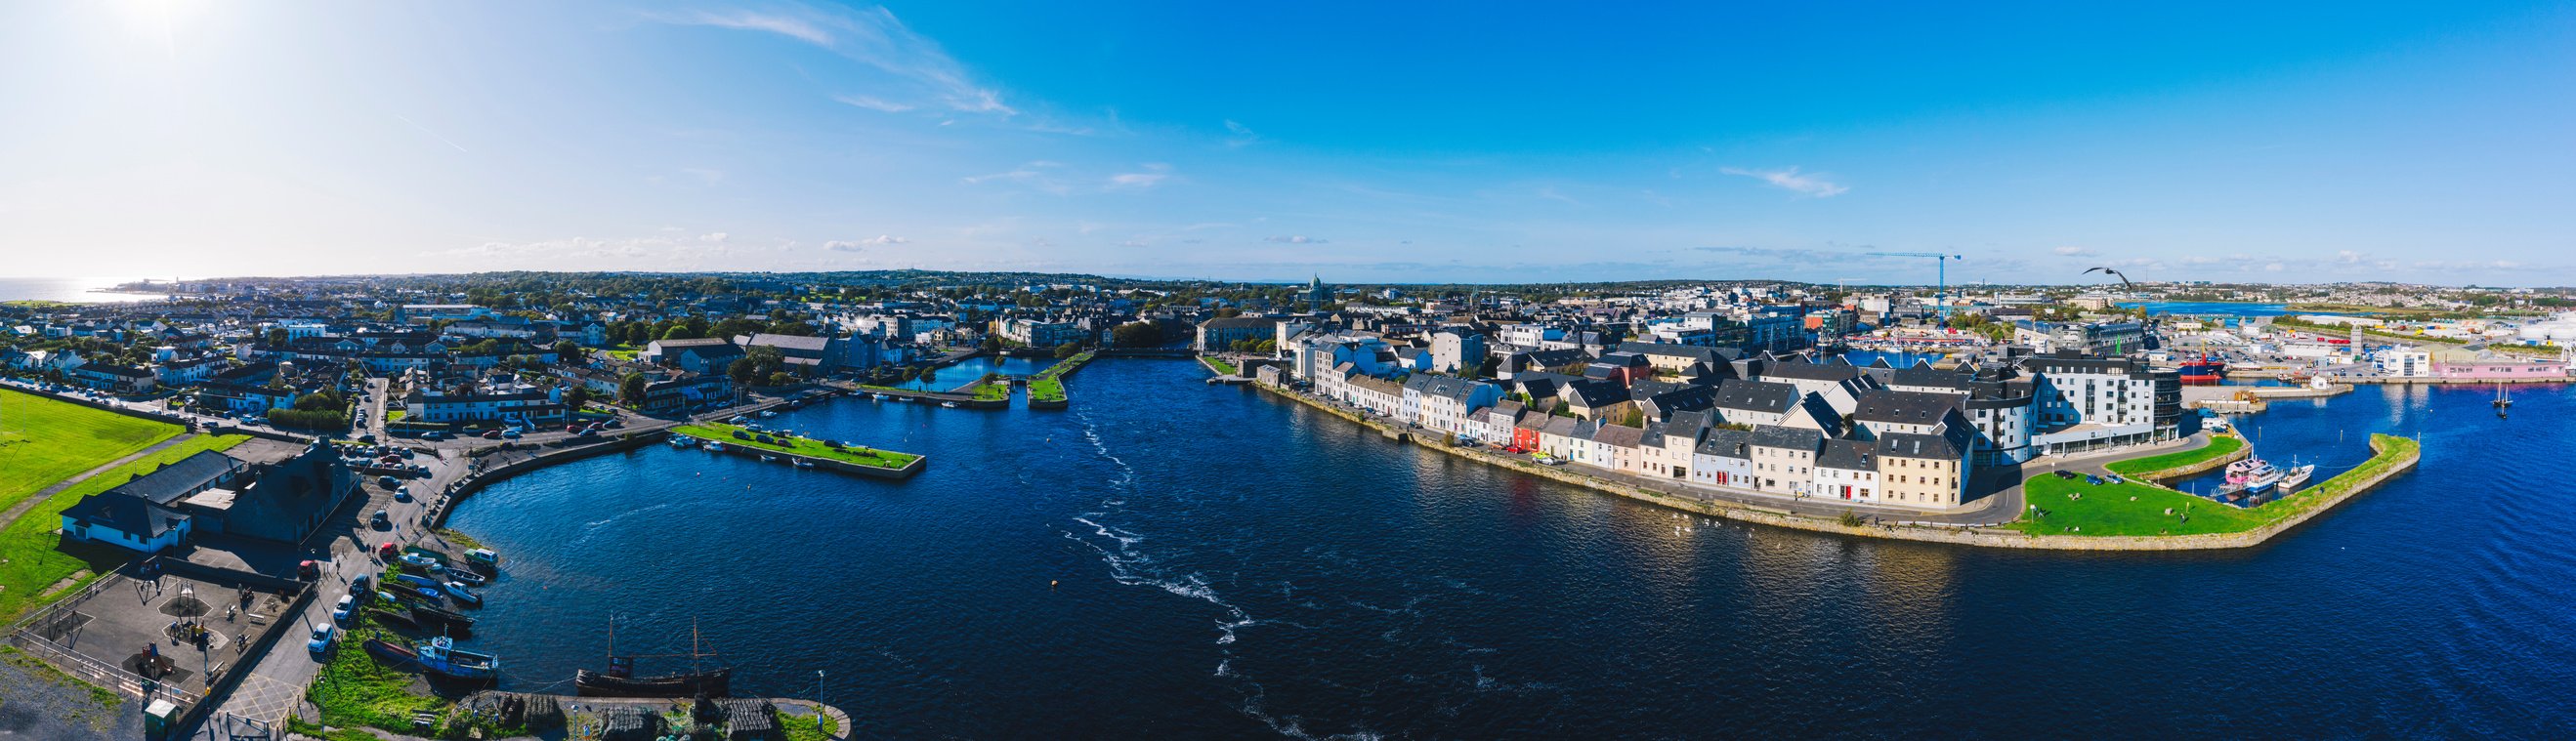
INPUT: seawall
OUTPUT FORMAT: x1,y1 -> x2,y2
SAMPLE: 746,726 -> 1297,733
1252,383 -> 2420,552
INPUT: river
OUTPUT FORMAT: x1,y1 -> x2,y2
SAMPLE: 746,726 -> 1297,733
445,359 -> 2576,737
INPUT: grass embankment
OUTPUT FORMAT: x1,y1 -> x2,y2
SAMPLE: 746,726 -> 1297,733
2012,433 -> 2416,537
1204,356 -> 1239,376
673,423 -> 921,469
303,609 -> 512,738
1028,351 -> 1093,404
0,434 -> 249,620
0,644 -> 123,736
0,388 -> 183,515
781,712 -> 842,741
2104,433 -> 2244,478
963,380 -> 1010,402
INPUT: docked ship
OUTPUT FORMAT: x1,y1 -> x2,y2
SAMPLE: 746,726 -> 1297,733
2177,354 -> 2227,386
574,619 -> 733,698
2223,458 -> 2286,495
414,637 -> 501,681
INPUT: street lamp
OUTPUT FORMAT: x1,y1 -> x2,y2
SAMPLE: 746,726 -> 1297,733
815,669 -> 826,716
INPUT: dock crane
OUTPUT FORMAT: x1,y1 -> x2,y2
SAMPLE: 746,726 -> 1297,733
1867,252 -> 1964,320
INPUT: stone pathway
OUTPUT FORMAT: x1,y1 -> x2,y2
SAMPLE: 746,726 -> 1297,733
0,432 -> 197,532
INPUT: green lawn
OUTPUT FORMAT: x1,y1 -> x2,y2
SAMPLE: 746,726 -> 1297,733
0,389 -> 183,520
966,382 -> 1009,402
0,434 -> 248,620
1029,377 -> 1067,403
2104,433 -> 2244,478
2011,433 -> 2416,537
673,423 -> 921,469
1204,356 -> 1239,375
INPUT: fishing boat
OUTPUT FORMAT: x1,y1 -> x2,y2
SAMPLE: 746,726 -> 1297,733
704,441 -> 726,452
667,436 -> 693,448
389,583 -> 444,604
574,618 -> 733,698
2277,464 -> 2317,492
444,569 -> 487,587
414,637 -> 499,680
398,553 -> 443,572
759,454 -> 779,463
941,401 -> 960,408
365,607 -> 422,633
792,459 -> 816,470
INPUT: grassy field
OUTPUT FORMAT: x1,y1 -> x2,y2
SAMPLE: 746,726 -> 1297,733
2104,433 -> 2244,478
0,389 -> 184,518
305,610 -> 449,735
0,434 -> 249,621
673,423 -> 921,469
2011,433 -> 2416,537
1204,356 -> 1239,375
1029,377 -> 1067,403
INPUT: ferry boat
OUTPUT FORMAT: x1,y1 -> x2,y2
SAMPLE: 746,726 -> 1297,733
2227,458 -> 2286,494
415,637 -> 499,680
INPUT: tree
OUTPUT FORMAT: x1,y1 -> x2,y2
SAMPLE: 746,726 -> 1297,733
1112,321 -> 1162,348
980,336 -> 1004,353
766,372 -> 796,387
553,341 -> 582,364
661,325 -> 699,341
266,327 -> 290,347
1053,342 -> 1080,359
619,372 -> 648,404
563,386 -> 591,411
728,357 -> 759,386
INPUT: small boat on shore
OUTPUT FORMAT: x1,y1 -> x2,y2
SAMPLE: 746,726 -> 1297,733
759,454 -> 779,463
703,441 -> 726,452
941,401 -> 960,408
408,603 -> 477,635
415,637 -> 499,680
445,569 -> 487,587
443,582 -> 484,607
792,459 -> 816,469
365,638 -> 419,669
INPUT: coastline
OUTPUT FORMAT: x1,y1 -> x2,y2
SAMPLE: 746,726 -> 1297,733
1252,381 -> 2419,552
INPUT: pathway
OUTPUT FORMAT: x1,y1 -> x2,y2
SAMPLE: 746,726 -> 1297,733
0,432 -> 198,532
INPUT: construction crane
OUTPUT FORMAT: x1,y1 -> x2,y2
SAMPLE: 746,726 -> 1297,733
1868,252 -> 1964,320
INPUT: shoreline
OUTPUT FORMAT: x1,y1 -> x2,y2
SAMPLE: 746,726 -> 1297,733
1251,382 -> 2419,552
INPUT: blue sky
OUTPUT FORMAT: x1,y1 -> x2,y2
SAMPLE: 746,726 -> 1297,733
5,1 -> 2574,285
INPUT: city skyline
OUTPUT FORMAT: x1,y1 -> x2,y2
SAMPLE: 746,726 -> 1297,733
7,1 -> 2575,284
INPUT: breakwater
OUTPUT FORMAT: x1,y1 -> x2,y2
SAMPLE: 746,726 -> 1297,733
1253,383 -> 2418,552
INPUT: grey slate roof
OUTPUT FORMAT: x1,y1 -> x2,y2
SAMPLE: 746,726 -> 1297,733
1711,379 -> 1799,415
1852,391 -> 1968,426
1747,425 -> 1824,452
1696,428 -> 1754,459
103,450 -> 242,506
1878,426 -> 1973,460
1817,439 -> 1878,472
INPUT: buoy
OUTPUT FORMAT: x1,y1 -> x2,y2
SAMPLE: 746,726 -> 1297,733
1050,580 -> 1059,588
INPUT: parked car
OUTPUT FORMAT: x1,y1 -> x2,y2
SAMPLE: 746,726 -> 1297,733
422,431 -> 450,440
394,489 -> 412,503
298,560 -> 320,580
480,430 -> 502,439
378,475 -> 400,488
307,623 -> 336,653
332,595 -> 357,623
500,429 -> 522,439
371,510 -> 391,529
358,433 -> 378,444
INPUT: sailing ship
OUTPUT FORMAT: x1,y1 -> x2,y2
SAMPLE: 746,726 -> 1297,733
573,618 -> 733,698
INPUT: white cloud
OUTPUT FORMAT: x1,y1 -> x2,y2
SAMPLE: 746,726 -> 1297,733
822,235 -> 905,252
1223,119 -> 1262,148
1264,235 -> 1326,244
831,94 -> 915,113
2052,246 -> 2096,257
961,161 -> 1072,194
652,5 -> 1015,116
1718,166 -> 1849,197
699,231 -> 730,243
1107,163 -> 1173,189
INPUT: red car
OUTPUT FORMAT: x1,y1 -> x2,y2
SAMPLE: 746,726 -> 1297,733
566,424 -> 583,433
481,429 -> 502,439
298,560 -> 320,580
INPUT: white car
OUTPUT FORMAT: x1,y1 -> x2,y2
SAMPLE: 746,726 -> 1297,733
331,595 -> 357,623
307,623 -> 336,653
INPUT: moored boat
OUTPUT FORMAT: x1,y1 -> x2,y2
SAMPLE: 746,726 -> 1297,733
443,581 -> 484,607
414,637 -> 499,680
408,603 -> 477,635
574,667 -> 735,698
2178,355 -> 2227,386
2277,464 -> 2316,492
792,459 -> 816,469
365,638 -> 419,669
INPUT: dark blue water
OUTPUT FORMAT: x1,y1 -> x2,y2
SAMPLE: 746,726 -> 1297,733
445,360 -> 2576,738
2123,301 -> 2292,317
1841,350 -> 1950,368
888,355 -> 1059,391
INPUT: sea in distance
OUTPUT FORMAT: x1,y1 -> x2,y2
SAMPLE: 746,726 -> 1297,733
0,276 -> 161,304
446,359 -> 2576,737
